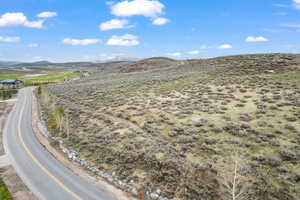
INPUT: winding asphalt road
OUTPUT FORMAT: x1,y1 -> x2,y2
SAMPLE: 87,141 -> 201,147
3,87 -> 117,200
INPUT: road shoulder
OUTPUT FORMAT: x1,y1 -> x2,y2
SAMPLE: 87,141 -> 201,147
0,102 -> 37,200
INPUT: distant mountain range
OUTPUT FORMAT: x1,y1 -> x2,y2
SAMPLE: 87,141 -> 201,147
0,61 -> 22,66
0,60 -> 52,67
0,58 -> 138,67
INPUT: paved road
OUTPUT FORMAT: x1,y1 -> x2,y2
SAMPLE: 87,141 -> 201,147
3,87 -> 117,200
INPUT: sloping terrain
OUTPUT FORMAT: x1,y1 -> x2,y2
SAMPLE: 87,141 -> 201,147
119,57 -> 178,73
39,54 -> 300,200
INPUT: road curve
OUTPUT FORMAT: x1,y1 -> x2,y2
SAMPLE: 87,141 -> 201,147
3,87 -> 118,200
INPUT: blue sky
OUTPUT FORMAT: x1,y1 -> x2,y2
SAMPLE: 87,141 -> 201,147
0,0 -> 300,62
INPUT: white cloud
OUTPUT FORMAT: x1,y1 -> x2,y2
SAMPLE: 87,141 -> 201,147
167,52 -> 181,57
0,36 -> 20,42
100,53 -> 138,61
107,34 -> 139,46
200,44 -> 233,50
100,19 -> 132,31
188,50 -> 200,55
106,1 -> 115,6
0,13 -> 26,27
263,28 -> 283,33
272,4 -> 290,8
24,20 -> 44,28
81,55 -> 97,60
111,0 -> 165,18
0,12 -> 44,29
152,17 -> 169,25
32,56 -> 50,61
62,38 -> 101,46
28,43 -> 39,48
246,36 -> 269,42
280,23 -> 300,28
293,0 -> 300,9
200,45 -> 209,49
217,44 -> 233,49
273,12 -> 288,16
37,11 -> 57,18
200,45 -> 214,49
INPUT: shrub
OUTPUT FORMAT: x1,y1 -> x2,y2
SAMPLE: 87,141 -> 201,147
47,105 -> 65,132
37,86 -> 42,95
0,91 -> 12,100
0,178 -> 13,200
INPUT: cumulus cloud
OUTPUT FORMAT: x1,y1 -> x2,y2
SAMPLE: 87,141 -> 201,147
0,12 -> 44,28
28,43 -> 39,48
188,50 -> 200,55
152,17 -> 169,25
246,36 -> 269,42
217,44 -> 233,49
100,19 -> 132,31
293,0 -> 300,9
37,11 -> 57,18
24,20 -> 44,28
111,0 -> 165,18
62,38 -> 101,46
167,52 -> 181,57
0,36 -> 20,42
107,34 -> 139,46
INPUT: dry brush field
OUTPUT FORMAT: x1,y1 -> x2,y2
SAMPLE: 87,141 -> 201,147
39,54 -> 300,200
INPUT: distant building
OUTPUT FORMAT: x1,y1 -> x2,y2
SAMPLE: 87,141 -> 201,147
0,79 -> 23,85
